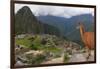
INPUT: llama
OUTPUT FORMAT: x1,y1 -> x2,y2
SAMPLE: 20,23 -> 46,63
78,22 -> 94,59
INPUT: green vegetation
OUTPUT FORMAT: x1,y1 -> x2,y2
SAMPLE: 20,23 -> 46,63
25,54 -> 46,65
15,34 -> 64,64
15,34 -> 62,52
16,38 -> 32,48
64,53 -> 70,63
15,34 -> 82,65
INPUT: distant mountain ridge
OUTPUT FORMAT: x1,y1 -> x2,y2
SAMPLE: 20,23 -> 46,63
37,14 -> 94,41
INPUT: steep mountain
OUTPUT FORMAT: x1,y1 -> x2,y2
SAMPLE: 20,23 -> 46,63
15,6 -> 41,34
15,6 -> 60,36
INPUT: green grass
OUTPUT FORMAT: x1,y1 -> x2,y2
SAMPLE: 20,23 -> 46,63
15,38 -> 32,48
15,35 -> 63,53
15,35 -> 43,49
64,53 -> 70,63
26,54 -> 46,65
44,46 -> 61,53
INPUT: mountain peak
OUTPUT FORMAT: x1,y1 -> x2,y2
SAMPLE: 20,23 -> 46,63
16,6 -> 32,15
21,6 -> 30,11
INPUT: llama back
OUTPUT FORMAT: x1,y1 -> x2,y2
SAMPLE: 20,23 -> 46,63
84,32 -> 94,49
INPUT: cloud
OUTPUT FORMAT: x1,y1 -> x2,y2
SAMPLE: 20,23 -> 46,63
15,4 -> 94,18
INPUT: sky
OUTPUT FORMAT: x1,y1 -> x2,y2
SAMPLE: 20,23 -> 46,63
15,4 -> 94,18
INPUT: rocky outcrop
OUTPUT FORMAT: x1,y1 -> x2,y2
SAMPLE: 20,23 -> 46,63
68,50 -> 94,62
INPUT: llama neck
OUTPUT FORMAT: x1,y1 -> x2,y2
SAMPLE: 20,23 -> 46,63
80,26 -> 85,42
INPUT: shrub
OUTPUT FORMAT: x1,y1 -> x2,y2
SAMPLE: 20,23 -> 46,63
26,54 -> 46,65
64,53 -> 70,63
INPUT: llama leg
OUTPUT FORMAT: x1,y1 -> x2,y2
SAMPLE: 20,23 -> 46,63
84,46 -> 88,53
84,46 -> 89,60
86,49 -> 91,60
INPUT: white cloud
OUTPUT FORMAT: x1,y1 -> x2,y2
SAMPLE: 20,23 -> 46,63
15,4 -> 94,18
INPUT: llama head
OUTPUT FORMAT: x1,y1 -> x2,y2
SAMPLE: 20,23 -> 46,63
76,22 -> 81,29
76,22 -> 84,30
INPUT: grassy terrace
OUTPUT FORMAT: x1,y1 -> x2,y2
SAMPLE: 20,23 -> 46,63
15,34 -> 62,53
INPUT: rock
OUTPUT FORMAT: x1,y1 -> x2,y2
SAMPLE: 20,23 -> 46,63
87,50 -> 94,61
68,53 -> 87,62
41,56 -> 64,64
25,50 -> 44,56
68,50 -> 94,62
15,34 -> 26,39
15,61 -> 24,66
